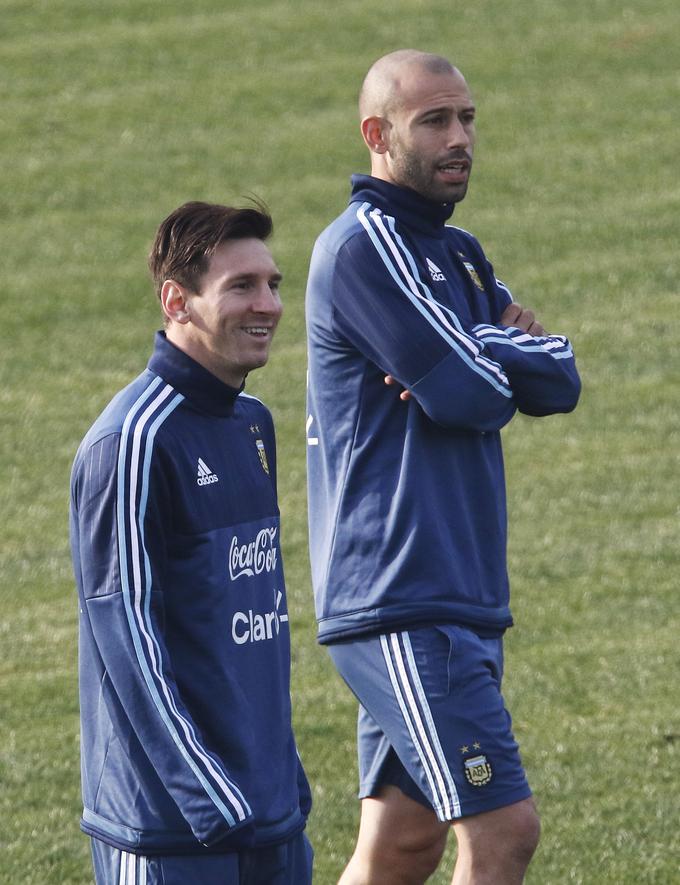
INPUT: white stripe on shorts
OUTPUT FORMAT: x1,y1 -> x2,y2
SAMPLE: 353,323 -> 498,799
118,851 -> 146,885
380,631 -> 461,819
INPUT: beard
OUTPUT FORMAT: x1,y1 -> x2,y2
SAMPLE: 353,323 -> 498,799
389,140 -> 471,205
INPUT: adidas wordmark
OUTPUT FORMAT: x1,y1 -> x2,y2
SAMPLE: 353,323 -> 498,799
197,457 -> 219,486
426,258 -> 446,282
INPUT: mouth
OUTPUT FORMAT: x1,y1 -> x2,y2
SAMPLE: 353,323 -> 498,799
241,326 -> 274,338
438,159 -> 470,181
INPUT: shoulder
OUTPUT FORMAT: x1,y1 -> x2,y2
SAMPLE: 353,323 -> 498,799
310,204 -> 390,290
73,371 -> 184,478
445,222 -> 486,256
237,390 -> 270,412
82,371 -> 180,442
236,392 -> 274,429
314,202 -> 377,259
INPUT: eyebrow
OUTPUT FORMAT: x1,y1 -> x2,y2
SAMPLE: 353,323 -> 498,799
417,104 -> 476,119
225,271 -> 283,285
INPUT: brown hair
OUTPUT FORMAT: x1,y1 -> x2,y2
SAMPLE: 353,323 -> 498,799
148,201 -> 273,298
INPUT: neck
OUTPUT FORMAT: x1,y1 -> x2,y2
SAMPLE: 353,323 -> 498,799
165,326 -> 245,389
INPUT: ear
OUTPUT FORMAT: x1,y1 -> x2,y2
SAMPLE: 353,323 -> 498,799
360,115 -> 391,154
160,280 -> 191,325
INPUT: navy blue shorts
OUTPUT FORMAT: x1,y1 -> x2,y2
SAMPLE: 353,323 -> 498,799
90,831 -> 313,885
329,625 -> 532,820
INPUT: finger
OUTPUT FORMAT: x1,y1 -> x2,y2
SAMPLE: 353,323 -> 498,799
400,390 -> 412,401
500,302 -> 522,325
528,321 -> 545,336
521,309 -> 535,330
515,309 -> 535,332
384,375 -> 395,386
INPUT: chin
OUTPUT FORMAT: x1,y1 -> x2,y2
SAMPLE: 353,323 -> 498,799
443,185 -> 468,204
423,182 -> 467,204
245,356 -> 270,373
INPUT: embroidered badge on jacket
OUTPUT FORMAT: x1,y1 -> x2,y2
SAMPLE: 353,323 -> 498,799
457,252 -> 485,291
255,439 -> 270,475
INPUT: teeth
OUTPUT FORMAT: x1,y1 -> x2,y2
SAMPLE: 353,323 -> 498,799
244,327 -> 270,334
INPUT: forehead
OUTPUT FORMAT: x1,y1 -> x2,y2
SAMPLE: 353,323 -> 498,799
394,67 -> 473,116
204,237 -> 279,280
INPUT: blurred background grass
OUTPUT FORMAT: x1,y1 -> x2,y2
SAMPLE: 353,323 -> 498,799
1,1 -> 678,881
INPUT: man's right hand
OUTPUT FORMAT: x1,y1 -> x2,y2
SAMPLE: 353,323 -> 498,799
384,374 -> 412,401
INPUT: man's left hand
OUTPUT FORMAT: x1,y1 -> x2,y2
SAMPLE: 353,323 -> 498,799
500,302 -> 546,336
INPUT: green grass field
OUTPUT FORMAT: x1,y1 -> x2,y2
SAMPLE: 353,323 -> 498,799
2,0 -> 678,882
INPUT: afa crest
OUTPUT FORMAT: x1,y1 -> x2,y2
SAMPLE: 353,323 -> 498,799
463,261 -> 485,291
255,438 -> 270,475
463,754 -> 493,786
457,253 -> 485,291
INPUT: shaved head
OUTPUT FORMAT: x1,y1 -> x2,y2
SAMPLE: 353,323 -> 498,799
359,50 -> 456,119
358,50 -> 475,204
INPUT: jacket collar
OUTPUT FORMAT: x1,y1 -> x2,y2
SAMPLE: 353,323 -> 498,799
147,331 -> 242,417
350,174 -> 454,239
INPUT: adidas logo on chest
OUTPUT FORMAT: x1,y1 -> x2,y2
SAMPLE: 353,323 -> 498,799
426,257 -> 446,282
196,457 -> 219,486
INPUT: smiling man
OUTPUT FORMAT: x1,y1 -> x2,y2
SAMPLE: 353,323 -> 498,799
305,51 -> 581,883
70,202 -> 313,885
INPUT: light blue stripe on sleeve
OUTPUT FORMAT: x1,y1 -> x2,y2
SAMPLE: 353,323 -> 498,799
357,204 -> 512,397
116,381 -> 249,827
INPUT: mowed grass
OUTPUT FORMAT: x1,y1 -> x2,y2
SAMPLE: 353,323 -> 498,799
2,1 -> 678,882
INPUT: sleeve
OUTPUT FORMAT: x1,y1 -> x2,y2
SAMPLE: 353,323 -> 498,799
324,224 -> 517,432
296,753 -> 313,818
466,245 -> 581,416
71,431 -> 255,848
472,323 -> 581,416
260,406 -> 278,495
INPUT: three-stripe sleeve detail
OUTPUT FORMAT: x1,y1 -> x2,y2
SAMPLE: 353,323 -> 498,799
356,203 -> 512,397
380,632 -> 461,820
473,324 -> 575,359
116,378 -> 252,828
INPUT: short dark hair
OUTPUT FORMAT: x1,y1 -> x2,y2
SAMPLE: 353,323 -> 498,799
148,200 -> 273,298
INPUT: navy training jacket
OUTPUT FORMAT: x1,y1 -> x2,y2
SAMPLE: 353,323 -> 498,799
70,332 -> 311,854
306,175 -> 581,643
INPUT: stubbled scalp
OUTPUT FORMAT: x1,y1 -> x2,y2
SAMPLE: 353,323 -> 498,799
359,50 -> 456,119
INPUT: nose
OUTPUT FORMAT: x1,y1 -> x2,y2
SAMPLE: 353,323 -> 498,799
447,117 -> 471,150
252,283 -> 282,316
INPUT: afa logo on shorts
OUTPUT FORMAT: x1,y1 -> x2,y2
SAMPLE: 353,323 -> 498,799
463,754 -> 493,786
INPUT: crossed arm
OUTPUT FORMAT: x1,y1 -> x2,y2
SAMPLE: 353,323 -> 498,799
385,302 -> 545,400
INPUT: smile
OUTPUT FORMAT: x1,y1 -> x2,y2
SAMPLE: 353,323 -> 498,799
242,326 -> 273,336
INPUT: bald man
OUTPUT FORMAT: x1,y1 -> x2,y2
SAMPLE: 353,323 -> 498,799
305,51 -> 580,884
